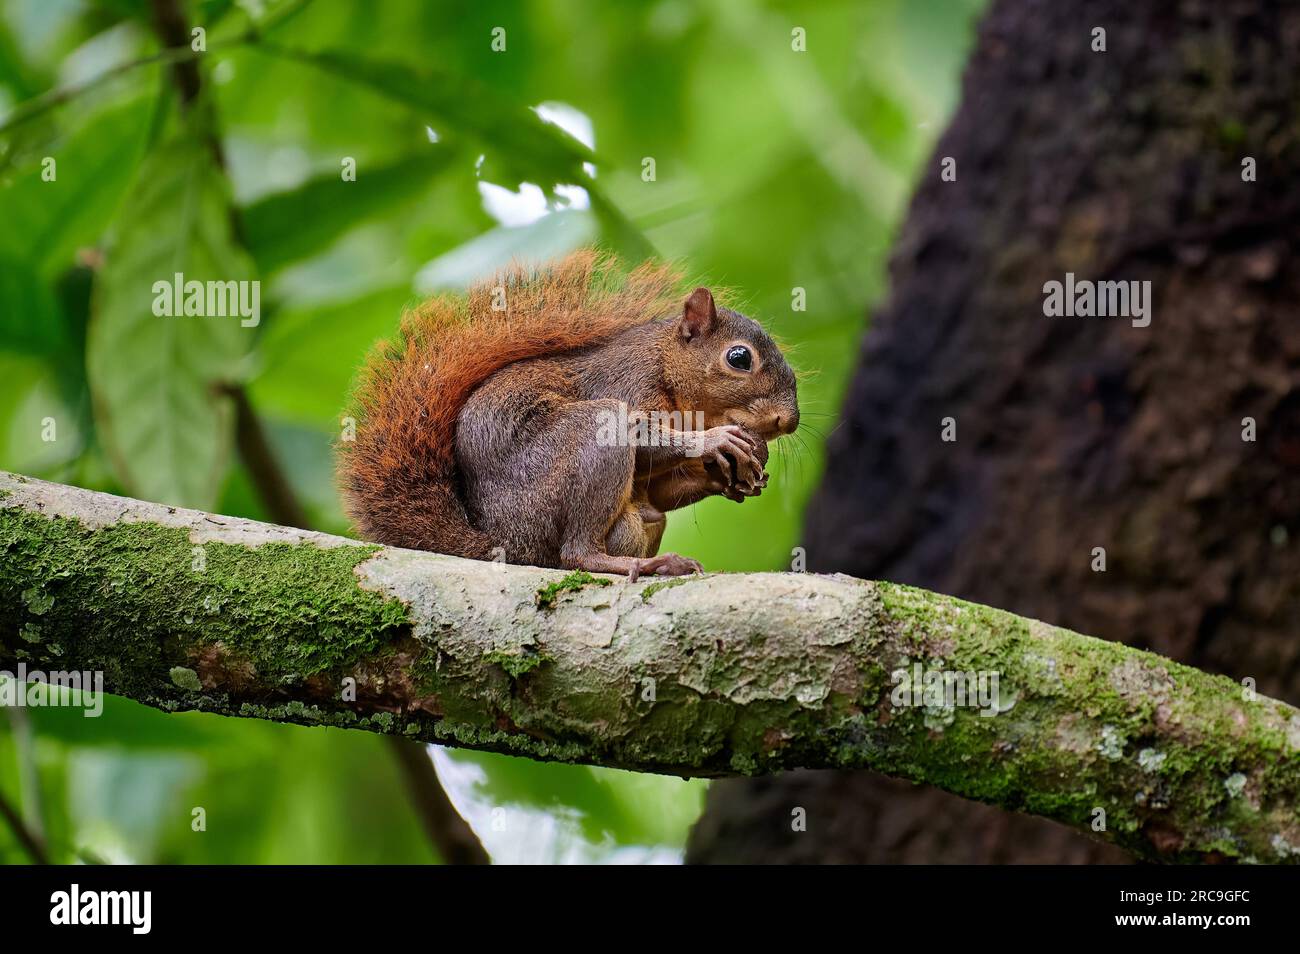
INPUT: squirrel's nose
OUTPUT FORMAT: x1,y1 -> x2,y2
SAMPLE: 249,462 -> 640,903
773,410 -> 799,435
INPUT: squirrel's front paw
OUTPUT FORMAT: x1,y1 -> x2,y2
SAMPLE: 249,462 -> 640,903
697,425 -> 758,477
703,427 -> 768,501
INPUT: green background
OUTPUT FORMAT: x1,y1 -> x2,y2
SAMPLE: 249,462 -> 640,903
0,0 -> 981,864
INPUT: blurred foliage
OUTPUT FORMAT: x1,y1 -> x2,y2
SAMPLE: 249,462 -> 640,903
0,0 -> 982,863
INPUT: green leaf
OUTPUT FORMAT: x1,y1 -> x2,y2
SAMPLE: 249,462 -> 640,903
250,46 -> 653,258
28,692 -> 239,751
250,284 -> 415,427
242,149 -> 456,274
587,185 -> 655,260
0,13 -> 47,101
145,720 -> 437,864
87,129 -> 254,509
412,208 -> 597,293
0,95 -> 153,278
0,249 -> 67,356
258,45 -> 594,191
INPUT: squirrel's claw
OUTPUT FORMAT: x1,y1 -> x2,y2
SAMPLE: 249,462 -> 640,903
720,468 -> 767,502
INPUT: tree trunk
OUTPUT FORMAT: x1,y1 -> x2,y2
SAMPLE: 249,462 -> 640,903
688,0 -> 1300,864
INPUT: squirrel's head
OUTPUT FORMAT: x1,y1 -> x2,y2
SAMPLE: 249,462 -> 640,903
668,287 -> 800,440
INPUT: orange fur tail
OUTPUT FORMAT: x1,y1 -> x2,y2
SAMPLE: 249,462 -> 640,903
337,249 -> 684,556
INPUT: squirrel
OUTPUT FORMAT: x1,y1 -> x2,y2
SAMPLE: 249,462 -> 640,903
337,249 -> 799,580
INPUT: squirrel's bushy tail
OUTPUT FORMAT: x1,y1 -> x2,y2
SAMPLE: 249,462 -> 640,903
337,249 -> 684,556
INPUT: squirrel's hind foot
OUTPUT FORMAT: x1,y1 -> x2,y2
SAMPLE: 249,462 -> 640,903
561,549 -> 702,582
628,552 -> 702,582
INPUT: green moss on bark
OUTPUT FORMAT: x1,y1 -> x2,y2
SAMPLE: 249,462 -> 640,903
534,570 -> 611,608
0,509 -> 411,702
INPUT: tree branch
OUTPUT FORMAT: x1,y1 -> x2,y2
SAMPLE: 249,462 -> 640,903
2,471 -> 1297,864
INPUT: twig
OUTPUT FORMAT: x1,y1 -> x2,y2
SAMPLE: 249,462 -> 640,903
0,790 -> 48,865
220,384 -> 310,530
0,43 -> 238,137
0,0 -> 314,137
385,737 -> 490,865
5,706 -> 45,848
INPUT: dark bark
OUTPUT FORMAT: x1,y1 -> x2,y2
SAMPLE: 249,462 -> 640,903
689,0 -> 1300,864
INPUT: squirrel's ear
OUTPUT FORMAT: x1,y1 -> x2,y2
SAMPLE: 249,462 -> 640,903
680,287 -> 717,340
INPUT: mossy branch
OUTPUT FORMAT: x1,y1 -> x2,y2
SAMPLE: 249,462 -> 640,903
1,471 -> 1297,863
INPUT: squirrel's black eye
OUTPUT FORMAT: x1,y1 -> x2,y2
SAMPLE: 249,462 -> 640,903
725,345 -> 752,371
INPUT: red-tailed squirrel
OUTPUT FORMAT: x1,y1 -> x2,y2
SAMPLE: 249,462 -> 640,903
337,250 -> 799,580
